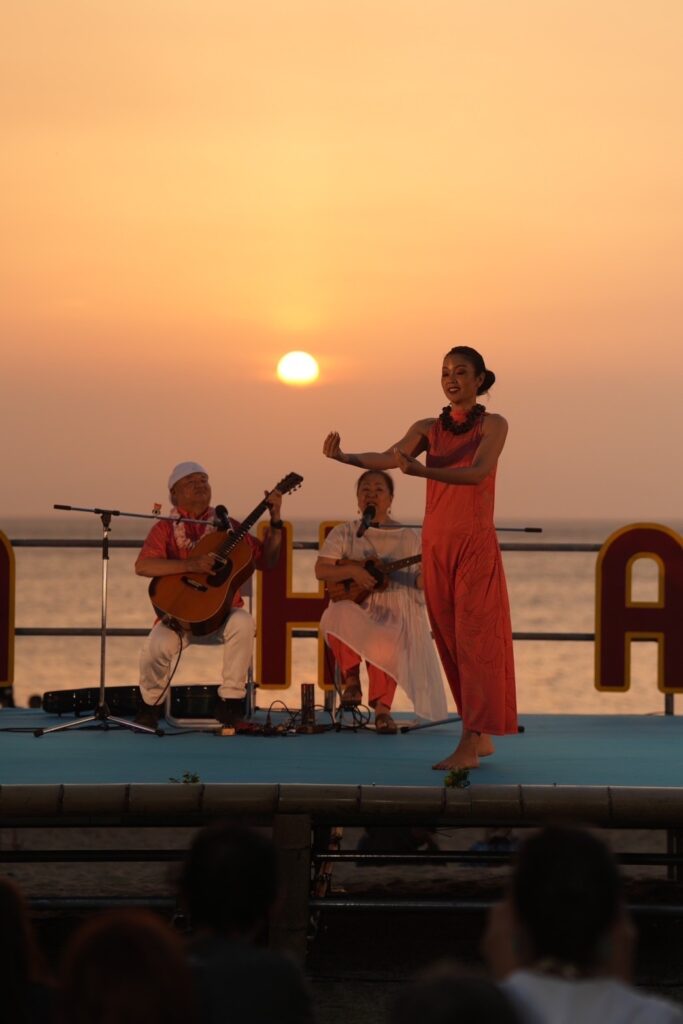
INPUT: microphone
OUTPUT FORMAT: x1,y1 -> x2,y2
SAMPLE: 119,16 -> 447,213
214,504 -> 230,529
356,505 -> 377,538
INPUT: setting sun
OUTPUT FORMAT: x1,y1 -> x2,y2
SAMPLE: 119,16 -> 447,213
276,351 -> 320,386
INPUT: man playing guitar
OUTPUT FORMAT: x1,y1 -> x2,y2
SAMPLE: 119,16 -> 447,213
134,461 -> 284,730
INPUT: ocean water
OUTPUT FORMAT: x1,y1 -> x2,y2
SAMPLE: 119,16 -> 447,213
2,516 -> 681,715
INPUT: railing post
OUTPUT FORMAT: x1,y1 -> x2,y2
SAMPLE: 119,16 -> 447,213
667,829 -> 683,882
270,813 -> 311,962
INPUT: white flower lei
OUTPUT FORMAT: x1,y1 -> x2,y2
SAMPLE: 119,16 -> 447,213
170,507 -> 216,551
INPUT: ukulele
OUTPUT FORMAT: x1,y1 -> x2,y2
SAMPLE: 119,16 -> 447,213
326,554 -> 422,604
148,472 -> 302,636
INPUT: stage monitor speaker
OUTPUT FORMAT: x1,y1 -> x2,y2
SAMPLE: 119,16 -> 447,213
42,686 -> 141,716
42,683 -> 229,720
169,684 -> 219,718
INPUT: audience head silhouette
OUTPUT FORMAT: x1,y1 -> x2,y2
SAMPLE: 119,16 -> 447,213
58,908 -> 196,1024
511,824 -> 623,973
180,821 -> 279,937
0,877 -> 52,1024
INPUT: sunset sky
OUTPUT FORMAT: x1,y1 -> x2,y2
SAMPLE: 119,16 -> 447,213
2,0 -> 682,526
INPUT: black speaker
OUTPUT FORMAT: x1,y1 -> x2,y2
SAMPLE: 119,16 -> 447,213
41,683 -> 226,719
42,686 -> 141,716
169,684 -> 219,718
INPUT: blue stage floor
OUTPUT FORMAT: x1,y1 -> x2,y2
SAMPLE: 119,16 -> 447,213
1,709 -> 683,788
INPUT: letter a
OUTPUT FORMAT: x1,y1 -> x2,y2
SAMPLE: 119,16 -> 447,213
595,524 -> 683,692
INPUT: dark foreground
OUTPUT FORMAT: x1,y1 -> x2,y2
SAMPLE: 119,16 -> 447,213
5,825 -> 683,1024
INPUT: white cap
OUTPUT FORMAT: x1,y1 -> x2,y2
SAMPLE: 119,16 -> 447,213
167,461 -> 208,501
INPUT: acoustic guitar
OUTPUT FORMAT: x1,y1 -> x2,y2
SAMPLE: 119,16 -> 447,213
326,554 -> 422,604
149,472 -> 303,636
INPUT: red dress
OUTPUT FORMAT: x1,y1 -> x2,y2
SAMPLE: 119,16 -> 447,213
421,412 -> 518,735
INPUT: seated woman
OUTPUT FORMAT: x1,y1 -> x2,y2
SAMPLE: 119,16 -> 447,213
315,470 -> 447,733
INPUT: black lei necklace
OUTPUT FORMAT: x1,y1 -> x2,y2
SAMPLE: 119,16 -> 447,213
439,403 -> 486,435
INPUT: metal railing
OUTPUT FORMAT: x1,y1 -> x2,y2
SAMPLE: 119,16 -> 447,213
8,535 -> 671,713
10,536 -> 600,643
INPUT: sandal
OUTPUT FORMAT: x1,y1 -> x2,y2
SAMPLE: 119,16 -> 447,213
340,682 -> 363,707
374,712 -> 398,735
340,668 -> 362,707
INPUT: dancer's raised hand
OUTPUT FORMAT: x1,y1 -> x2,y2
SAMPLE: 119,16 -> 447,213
323,432 -> 346,462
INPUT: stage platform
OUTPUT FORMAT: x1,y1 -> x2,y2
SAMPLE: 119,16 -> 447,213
1,708 -> 683,789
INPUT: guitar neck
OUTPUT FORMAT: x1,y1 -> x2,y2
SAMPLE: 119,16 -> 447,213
378,553 -> 422,576
208,472 -> 302,560
218,500 -> 269,557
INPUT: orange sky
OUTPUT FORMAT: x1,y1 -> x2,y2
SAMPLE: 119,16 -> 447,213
1,0 -> 682,524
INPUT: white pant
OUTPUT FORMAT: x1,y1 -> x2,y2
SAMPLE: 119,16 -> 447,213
138,608 -> 255,706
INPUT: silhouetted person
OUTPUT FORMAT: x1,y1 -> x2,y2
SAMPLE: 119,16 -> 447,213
58,908 -> 197,1024
389,959 -> 522,1024
483,825 -> 683,1023
0,877 -> 55,1023
179,821 -> 314,1024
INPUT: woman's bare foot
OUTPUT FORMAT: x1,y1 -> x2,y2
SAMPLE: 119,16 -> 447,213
432,729 -> 480,771
478,734 -> 495,758
432,750 -> 479,771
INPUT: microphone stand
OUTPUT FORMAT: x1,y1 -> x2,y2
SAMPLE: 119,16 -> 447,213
34,503 -> 206,738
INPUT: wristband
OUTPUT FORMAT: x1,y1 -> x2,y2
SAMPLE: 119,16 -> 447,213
269,519 -> 284,530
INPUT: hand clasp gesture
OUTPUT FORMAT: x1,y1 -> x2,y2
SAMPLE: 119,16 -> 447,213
394,447 -> 423,477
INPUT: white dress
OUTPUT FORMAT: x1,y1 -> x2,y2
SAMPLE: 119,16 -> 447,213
319,521 -> 447,721
503,970 -> 683,1024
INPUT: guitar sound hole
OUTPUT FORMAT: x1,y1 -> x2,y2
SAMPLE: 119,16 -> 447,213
207,562 -> 233,588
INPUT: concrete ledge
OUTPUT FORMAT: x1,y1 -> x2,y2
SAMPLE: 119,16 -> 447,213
469,785 -> 522,821
127,784 -> 204,817
61,784 -> 130,817
359,786 -> 445,818
521,785 -> 613,823
2,782 -> 683,828
276,784 -> 360,816
201,783 -> 280,817
608,787 -> 683,827
0,785 -> 64,817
